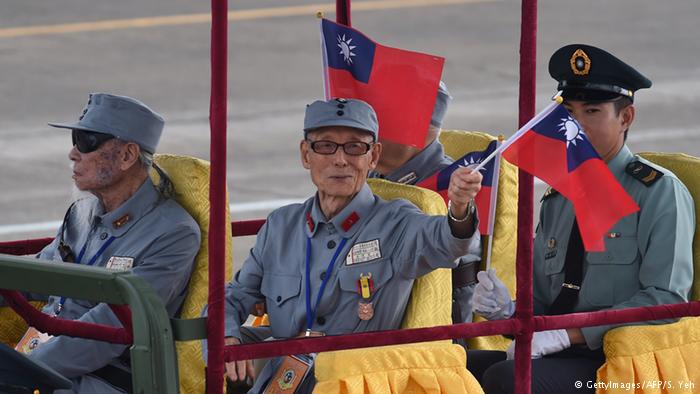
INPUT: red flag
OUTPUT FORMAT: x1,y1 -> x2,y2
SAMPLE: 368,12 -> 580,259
502,103 -> 639,251
418,140 -> 499,235
320,19 -> 444,148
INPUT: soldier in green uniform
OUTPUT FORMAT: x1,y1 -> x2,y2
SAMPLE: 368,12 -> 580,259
468,44 -> 695,394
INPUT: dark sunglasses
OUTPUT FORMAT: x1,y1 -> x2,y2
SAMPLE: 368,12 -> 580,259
307,140 -> 373,156
71,129 -> 115,153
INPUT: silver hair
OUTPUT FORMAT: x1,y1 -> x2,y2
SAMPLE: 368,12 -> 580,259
139,149 -> 154,170
114,139 -> 173,199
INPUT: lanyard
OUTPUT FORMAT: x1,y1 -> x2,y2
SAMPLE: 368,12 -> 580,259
305,236 -> 347,332
57,234 -> 116,314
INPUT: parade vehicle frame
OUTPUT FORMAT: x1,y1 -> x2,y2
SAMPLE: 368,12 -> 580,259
2,0 -> 700,393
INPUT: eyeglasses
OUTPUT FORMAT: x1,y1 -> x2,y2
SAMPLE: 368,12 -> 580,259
307,140 -> 373,156
71,129 -> 114,153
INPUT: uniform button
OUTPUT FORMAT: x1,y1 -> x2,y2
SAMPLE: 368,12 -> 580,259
316,316 -> 326,325
337,103 -> 345,109
320,272 -> 326,280
336,110 -> 344,116
276,296 -> 282,302
327,240 -> 336,249
100,232 -> 108,240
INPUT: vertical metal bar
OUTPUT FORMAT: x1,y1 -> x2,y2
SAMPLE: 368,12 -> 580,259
206,0 -> 228,392
515,0 -> 537,393
336,0 -> 352,26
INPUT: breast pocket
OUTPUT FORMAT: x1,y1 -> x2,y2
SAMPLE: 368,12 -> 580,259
581,236 -> 639,307
260,272 -> 301,334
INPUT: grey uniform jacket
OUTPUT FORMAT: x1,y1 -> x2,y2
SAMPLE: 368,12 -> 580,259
533,145 -> 695,349
29,179 -> 200,392
369,139 -> 482,324
224,183 -> 476,392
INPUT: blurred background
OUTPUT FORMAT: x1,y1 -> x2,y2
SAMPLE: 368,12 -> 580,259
1,0 -> 698,265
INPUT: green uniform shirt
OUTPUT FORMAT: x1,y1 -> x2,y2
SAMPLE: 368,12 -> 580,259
533,145 -> 695,349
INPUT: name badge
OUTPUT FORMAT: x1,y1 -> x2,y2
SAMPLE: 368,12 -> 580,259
106,256 -> 134,271
345,239 -> 381,265
15,327 -> 53,354
263,355 -> 313,393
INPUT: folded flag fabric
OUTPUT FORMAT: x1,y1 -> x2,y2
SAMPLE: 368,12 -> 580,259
320,18 -> 444,148
501,103 -> 639,251
418,140 -> 499,235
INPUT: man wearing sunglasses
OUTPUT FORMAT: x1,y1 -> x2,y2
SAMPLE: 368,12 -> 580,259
24,93 -> 200,393
219,98 -> 483,393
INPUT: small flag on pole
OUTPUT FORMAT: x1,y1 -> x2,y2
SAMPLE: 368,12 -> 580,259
501,102 -> 639,251
320,18 -> 444,148
418,140 -> 500,235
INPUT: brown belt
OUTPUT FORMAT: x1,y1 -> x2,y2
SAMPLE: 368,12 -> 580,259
452,261 -> 478,288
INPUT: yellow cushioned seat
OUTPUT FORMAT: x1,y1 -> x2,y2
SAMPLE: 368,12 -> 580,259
314,179 -> 482,393
0,301 -> 46,348
439,130 -> 519,351
152,154 -> 233,394
597,152 -> 700,393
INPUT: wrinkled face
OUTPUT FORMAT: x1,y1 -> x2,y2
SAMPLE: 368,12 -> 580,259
564,100 -> 634,162
69,139 -> 124,192
301,126 -> 381,200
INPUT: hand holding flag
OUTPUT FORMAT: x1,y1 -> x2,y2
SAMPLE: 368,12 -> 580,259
447,167 -> 483,218
419,140 -> 500,235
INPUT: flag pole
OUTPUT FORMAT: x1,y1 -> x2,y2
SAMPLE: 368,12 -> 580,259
318,15 -> 331,100
470,95 -> 563,174
484,136 -> 504,271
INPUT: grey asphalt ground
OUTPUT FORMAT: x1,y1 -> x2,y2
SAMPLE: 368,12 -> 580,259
1,0 -> 698,267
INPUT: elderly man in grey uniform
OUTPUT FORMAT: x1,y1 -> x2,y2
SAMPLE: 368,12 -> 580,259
468,44 -> 695,394
25,93 -> 201,393
222,98 -> 483,393
369,81 -> 482,330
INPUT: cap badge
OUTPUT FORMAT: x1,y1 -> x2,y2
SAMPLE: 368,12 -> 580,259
570,49 -> 591,76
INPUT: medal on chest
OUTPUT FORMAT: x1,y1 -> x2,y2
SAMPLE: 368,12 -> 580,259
357,272 -> 374,320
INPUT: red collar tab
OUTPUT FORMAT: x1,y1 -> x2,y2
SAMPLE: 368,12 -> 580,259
306,213 -> 315,232
341,211 -> 360,232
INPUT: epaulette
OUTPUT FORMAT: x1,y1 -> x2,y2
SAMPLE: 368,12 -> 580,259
625,160 -> 664,186
540,187 -> 559,202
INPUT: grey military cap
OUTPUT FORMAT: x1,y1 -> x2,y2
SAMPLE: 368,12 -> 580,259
49,93 -> 164,154
304,98 -> 378,140
430,80 -> 452,128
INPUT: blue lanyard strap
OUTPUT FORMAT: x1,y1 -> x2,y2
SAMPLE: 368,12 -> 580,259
305,237 -> 347,332
57,235 -> 116,314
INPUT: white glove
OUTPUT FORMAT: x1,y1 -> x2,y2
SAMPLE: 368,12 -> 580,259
506,329 -> 571,360
471,268 -> 515,320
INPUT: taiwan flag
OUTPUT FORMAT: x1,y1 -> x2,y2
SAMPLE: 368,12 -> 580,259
502,103 -> 639,251
418,140 -> 499,235
320,18 -> 444,148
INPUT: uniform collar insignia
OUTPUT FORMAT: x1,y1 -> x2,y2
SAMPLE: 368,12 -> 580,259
395,172 -> 418,185
541,187 -> 559,202
341,212 -> 360,232
112,214 -> 131,229
306,213 -> 315,233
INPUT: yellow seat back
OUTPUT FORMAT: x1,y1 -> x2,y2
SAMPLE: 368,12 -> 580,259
598,151 -> 700,392
439,130 -> 519,350
152,154 -> 233,394
0,302 -> 45,347
367,178 -> 452,328
637,152 -> 700,299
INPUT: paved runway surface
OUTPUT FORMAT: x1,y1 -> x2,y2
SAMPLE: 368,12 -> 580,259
1,0 -> 698,265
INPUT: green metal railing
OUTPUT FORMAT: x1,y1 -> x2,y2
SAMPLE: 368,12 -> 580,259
0,253 -> 181,393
